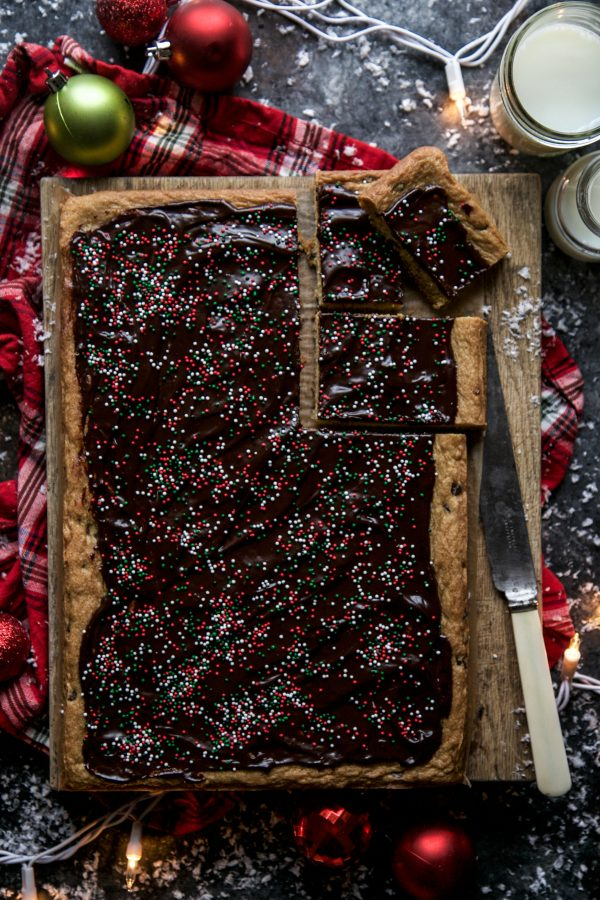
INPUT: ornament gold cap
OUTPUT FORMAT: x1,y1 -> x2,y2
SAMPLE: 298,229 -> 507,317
45,68 -> 68,94
146,39 -> 172,61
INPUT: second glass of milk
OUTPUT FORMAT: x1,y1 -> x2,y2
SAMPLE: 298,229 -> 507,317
490,2 -> 600,155
545,152 -> 600,261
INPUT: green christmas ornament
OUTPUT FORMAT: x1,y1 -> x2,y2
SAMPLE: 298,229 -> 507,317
43,69 -> 135,166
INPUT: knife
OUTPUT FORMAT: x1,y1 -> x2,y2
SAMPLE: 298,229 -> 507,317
480,327 -> 571,797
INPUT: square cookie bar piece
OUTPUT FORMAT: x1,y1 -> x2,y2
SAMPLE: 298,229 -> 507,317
315,170 -> 405,306
359,147 -> 509,308
318,312 -> 486,427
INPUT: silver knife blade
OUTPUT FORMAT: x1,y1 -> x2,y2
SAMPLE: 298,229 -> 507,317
480,327 -> 538,610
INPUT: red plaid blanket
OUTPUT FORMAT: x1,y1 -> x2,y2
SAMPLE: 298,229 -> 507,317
0,36 -> 582,740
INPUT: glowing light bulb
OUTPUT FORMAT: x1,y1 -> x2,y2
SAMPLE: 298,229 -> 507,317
561,633 -> 581,681
445,57 -> 467,125
126,857 -> 139,890
125,821 -> 143,891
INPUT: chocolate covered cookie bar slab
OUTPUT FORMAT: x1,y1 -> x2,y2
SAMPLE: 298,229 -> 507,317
54,187 -> 469,790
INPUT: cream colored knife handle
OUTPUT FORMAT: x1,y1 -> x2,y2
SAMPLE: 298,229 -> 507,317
511,608 -> 571,797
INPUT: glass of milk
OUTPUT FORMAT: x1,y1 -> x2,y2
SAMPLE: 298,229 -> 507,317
545,152 -> 600,261
490,2 -> 600,155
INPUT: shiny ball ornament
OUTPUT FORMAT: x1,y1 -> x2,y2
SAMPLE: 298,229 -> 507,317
44,71 -> 135,167
0,613 -> 30,682
392,822 -> 476,900
96,0 -> 168,47
292,805 -> 372,868
147,0 -> 253,93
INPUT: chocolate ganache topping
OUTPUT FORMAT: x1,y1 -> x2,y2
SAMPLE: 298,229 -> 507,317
384,186 -> 488,298
71,199 -> 452,782
319,314 -> 458,425
318,182 -> 404,304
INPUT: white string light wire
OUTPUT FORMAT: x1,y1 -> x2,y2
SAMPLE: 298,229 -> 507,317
235,0 -> 532,116
236,0 -> 529,64
556,671 -> 600,711
556,634 -> 600,711
144,0 -> 532,120
0,792 -> 164,899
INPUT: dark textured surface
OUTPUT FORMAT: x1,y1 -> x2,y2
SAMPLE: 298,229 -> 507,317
1,2 -> 599,898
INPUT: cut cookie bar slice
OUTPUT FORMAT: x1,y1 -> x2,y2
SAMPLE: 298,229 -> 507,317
359,147 -> 509,308
318,312 -> 487,428
315,170 -> 405,307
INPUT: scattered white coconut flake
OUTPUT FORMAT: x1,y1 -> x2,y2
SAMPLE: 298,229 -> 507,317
364,61 -> 388,83
295,48 -> 310,68
500,297 -> 542,357
581,481 -> 598,503
400,98 -> 417,112
358,36 -> 371,59
518,266 -> 531,279
33,318 -> 51,344
467,98 -> 490,120
415,79 -> 434,100
529,867 -> 549,892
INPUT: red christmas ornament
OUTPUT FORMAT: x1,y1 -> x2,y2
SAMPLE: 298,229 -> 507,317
147,0 -> 253,93
392,822 -> 476,900
292,805 -> 372,868
0,613 -> 30,682
96,0 -> 168,47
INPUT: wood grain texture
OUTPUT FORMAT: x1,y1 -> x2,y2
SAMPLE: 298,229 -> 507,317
42,182 -> 71,791
42,172 -> 541,786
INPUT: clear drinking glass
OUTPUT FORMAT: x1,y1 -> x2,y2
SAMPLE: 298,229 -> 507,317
490,2 -> 600,156
545,152 -> 600,261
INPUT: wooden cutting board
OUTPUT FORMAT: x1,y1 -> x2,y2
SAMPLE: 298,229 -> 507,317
42,172 -> 541,783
